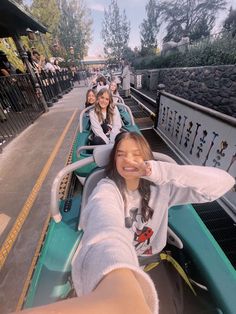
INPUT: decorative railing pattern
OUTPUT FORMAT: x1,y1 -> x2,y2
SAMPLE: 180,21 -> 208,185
0,69 -> 73,150
0,74 -> 44,150
156,92 -> 236,212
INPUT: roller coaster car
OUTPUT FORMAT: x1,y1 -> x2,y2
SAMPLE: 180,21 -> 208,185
72,97 -> 140,183
23,145 -> 236,314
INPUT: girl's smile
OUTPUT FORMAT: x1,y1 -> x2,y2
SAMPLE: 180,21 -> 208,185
116,138 -> 145,189
87,91 -> 96,104
98,92 -> 110,111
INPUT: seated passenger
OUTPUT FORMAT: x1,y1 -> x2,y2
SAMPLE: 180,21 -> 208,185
96,75 -> 109,92
85,89 -> 96,108
72,131 -> 234,313
89,88 -> 122,145
109,81 -> 121,103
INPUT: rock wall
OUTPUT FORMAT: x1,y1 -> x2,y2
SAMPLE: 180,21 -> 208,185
141,65 -> 236,117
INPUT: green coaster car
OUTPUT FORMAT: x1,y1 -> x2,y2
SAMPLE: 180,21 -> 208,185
24,146 -> 236,313
72,97 -> 140,184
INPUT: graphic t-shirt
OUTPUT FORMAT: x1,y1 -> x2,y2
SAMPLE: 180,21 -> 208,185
125,189 -> 154,256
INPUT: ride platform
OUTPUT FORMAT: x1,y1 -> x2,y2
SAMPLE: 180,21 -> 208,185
0,86 -> 87,314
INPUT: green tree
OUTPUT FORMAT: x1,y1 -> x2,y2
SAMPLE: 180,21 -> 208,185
101,0 -> 130,62
156,0 -> 227,42
57,0 -> 92,60
30,0 -> 60,57
140,0 -> 159,55
190,14 -> 212,41
223,7 -> 236,37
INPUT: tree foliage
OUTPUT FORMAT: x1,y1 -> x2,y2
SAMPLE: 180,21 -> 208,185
133,31 -> 236,69
57,0 -> 92,60
101,0 -> 130,62
156,0 -> 227,42
31,0 -> 60,37
140,0 -> 159,54
29,0 -> 92,60
223,7 -> 236,37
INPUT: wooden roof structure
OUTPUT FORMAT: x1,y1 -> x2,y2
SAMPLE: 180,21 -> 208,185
0,0 -> 47,38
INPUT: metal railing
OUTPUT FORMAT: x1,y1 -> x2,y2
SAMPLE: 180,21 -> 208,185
37,69 -> 72,106
0,73 -> 46,150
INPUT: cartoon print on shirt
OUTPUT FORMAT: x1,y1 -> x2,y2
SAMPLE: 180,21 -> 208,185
129,208 -> 154,256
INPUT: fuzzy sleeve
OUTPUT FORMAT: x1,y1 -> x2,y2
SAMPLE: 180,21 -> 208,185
72,180 -> 159,313
143,160 -> 235,207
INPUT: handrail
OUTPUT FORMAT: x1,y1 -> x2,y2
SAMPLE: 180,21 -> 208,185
50,156 -> 94,222
117,102 -> 135,126
76,145 -> 97,159
79,105 -> 95,132
112,95 -> 125,104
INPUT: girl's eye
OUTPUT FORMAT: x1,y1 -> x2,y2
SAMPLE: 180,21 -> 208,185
117,153 -> 125,157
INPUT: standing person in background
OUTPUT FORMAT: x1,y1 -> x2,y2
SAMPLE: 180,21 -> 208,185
54,59 -> 61,72
121,59 -> 131,98
0,50 -> 16,76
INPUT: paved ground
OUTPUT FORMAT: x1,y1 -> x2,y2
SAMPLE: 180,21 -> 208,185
0,86 -> 87,314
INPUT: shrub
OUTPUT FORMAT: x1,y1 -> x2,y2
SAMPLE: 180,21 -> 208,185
133,33 -> 236,69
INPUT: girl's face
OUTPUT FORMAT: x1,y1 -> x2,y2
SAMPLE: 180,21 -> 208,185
98,91 -> 110,110
110,82 -> 117,93
115,138 -> 144,185
87,91 -> 96,105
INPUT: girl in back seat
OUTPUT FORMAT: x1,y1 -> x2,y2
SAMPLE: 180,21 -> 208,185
85,89 -> 96,108
109,81 -> 121,103
89,88 -> 122,145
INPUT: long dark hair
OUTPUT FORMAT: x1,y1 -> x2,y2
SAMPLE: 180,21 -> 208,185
85,89 -> 96,108
95,88 -> 114,124
106,132 -> 154,222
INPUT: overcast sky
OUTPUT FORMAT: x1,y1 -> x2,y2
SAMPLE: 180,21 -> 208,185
87,0 -> 236,56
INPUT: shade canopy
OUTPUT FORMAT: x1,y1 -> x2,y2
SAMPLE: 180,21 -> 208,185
0,0 -> 47,38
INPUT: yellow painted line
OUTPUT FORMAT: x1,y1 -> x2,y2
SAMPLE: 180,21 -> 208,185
15,213 -> 51,311
0,109 -> 78,270
16,118 -> 80,311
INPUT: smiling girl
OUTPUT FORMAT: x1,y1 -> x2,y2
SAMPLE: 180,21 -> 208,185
72,131 -> 234,313
89,88 -> 122,145
85,89 -> 96,108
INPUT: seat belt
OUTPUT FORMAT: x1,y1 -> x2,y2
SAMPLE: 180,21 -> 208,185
143,252 -> 197,296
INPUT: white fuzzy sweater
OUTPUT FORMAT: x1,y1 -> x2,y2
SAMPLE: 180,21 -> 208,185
89,106 -> 122,144
72,161 -> 234,314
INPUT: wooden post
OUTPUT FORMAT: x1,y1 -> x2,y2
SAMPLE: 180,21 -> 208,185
155,84 -> 165,129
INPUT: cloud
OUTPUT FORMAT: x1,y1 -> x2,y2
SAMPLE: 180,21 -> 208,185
89,4 -> 104,12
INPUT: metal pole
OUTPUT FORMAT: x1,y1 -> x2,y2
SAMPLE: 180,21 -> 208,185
12,34 -> 49,112
155,84 -> 165,129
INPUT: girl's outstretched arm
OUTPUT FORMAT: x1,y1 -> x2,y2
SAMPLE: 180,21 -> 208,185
13,269 -> 152,314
